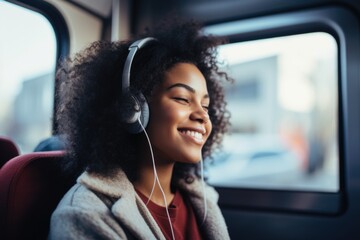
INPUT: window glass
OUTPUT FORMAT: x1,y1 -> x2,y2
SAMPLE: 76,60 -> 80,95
0,1 -> 57,153
207,32 -> 339,192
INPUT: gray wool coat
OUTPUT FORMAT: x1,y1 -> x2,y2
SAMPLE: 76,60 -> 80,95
48,168 -> 230,240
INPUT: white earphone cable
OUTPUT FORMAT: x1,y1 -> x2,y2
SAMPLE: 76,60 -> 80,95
138,120 -> 157,206
200,157 -> 208,224
138,119 -> 176,240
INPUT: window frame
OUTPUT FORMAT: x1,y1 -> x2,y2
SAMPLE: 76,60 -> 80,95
204,6 -> 360,215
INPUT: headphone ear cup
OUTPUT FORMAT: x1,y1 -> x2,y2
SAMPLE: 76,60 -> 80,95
136,93 -> 149,132
121,92 -> 149,134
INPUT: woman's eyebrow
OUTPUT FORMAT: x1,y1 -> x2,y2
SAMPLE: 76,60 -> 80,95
166,83 -> 195,93
166,83 -> 209,99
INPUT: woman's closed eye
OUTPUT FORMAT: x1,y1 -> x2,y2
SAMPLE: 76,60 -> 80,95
173,97 -> 209,112
202,105 -> 209,112
173,97 -> 189,104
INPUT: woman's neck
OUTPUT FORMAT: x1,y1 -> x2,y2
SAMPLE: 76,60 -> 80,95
134,154 -> 176,207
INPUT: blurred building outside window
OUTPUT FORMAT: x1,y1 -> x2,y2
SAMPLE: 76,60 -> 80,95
207,32 -> 339,192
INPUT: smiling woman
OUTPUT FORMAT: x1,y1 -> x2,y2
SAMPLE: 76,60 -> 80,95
146,63 -> 212,164
49,20 -> 231,240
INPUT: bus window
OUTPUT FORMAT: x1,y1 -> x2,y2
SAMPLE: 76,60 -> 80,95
207,32 -> 338,193
0,1 -> 57,153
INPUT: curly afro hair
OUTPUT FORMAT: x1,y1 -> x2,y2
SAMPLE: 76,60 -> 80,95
56,20 -> 231,180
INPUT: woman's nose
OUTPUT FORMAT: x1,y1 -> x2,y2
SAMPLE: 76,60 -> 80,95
190,107 -> 210,124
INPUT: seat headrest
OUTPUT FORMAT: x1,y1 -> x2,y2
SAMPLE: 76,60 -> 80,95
0,151 -> 74,240
0,136 -> 20,168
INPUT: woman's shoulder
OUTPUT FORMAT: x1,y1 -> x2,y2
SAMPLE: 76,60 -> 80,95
54,183 -> 112,214
49,183 -> 130,240
53,169 -> 134,215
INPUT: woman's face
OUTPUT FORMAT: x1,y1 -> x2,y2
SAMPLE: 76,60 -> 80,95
146,62 -> 212,164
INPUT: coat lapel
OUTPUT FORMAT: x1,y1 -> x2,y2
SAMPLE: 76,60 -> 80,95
111,192 -> 165,240
78,169 -> 165,240
177,178 -> 231,240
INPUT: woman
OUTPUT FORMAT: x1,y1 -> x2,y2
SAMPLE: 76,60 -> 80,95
49,20 -> 231,240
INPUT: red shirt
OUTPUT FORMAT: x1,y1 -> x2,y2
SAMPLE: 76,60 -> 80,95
136,189 -> 202,240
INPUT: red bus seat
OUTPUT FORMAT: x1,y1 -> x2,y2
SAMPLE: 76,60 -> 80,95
0,136 -> 20,168
0,151 -> 74,240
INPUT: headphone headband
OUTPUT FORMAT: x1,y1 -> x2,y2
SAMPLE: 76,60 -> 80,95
122,37 -> 157,94
120,37 -> 157,134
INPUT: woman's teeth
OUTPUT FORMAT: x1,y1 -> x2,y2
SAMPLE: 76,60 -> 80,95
180,130 -> 203,140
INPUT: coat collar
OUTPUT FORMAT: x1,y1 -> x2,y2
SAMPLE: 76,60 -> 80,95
77,169 -> 131,198
78,168 -> 230,240
78,169 -> 165,240
177,178 -> 229,240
